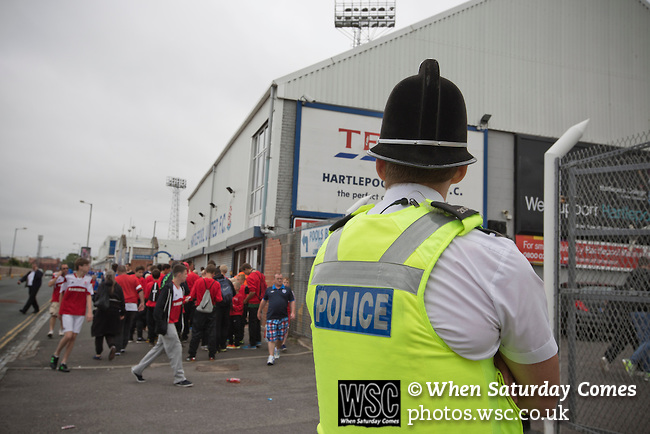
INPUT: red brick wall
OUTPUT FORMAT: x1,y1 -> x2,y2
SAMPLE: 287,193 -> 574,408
264,238 -> 282,282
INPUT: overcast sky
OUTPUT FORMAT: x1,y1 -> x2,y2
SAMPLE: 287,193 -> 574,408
0,0 -> 467,260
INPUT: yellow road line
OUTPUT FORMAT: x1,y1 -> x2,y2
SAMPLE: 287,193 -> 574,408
0,301 -> 50,351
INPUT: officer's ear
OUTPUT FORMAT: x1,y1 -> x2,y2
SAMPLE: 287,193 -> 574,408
450,165 -> 468,184
376,158 -> 387,180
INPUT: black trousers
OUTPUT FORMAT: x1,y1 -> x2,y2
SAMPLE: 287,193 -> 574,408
181,302 -> 195,341
146,307 -> 157,342
120,311 -> 137,351
188,310 -> 216,358
95,335 -> 116,355
229,315 -> 244,346
134,310 -> 147,339
214,304 -> 230,351
248,305 -> 261,346
21,286 -> 40,313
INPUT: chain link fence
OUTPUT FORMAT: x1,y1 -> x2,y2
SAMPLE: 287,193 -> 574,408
271,131 -> 650,432
267,219 -> 338,340
558,131 -> 650,433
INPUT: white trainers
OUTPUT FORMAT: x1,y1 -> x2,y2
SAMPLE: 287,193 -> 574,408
274,348 -> 280,360
267,355 -> 275,366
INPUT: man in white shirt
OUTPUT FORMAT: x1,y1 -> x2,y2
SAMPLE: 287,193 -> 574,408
365,59 -> 559,412
18,262 -> 44,314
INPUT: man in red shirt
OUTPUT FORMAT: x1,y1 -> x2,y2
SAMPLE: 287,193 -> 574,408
49,258 -> 94,373
242,263 -> 267,348
185,260 -> 200,289
187,263 -> 222,360
181,261 -> 200,342
115,265 -> 145,353
133,266 -> 148,342
143,268 -> 162,344
131,264 -> 193,387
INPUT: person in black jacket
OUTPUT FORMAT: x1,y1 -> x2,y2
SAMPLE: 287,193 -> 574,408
18,262 -> 44,314
91,271 -> 125,361
131,264 -> 193,387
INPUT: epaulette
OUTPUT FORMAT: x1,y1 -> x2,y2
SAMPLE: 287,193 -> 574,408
329,214 -> 354,232
429,202 -> 479,220
476,227 -> 507,238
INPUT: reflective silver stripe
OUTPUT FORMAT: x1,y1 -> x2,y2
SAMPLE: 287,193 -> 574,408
316,210 -> 454,294
380,212 -> 453,264
377,138 -> 468,148
323,228 -> 343,262
310,261 -> 424,295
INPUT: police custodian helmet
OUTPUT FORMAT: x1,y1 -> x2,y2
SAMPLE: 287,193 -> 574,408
367,59 -> 476,168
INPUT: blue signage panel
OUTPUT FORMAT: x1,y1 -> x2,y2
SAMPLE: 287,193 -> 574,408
313,285 -> 393,337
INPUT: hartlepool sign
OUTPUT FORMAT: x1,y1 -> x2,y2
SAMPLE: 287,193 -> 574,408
293,102 -> 485,219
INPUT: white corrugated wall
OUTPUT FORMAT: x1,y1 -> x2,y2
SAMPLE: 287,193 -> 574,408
276,0 -> 650,144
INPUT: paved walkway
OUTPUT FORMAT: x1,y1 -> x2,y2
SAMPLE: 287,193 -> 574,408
0,313 -> 319,433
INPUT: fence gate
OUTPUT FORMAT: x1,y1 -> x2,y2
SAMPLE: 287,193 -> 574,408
557,132 -> 650,433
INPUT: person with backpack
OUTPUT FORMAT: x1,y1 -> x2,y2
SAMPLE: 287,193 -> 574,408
214,265 -> 235,353
131,264 -> 193,387
186,264 -> 222,361
91,271 -> 125,361
143,268 -> 162,344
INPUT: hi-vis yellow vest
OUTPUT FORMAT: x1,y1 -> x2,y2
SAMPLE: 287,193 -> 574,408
307,201 -> 522,433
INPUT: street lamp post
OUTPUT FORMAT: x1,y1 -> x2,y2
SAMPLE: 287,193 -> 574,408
80,200 -> 93,248
9,227 -> 27,276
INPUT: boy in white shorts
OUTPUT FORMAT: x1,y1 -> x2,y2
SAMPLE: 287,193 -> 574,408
49,258 -> 94,372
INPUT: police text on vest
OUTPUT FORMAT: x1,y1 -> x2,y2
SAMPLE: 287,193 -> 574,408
313,286 -> 393,337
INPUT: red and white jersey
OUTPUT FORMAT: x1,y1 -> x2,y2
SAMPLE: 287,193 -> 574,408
169,284 -> 184,324
51,274 -> 66,303
59,273 -> 94,316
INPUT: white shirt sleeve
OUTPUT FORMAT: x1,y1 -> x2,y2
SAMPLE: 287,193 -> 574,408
85,276 -> 94,295
424,230 -> 558,364
59,275 -> 69,293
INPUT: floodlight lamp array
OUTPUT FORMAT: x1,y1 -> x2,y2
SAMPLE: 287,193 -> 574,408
166,177 -> 187,189
335,1 -> 396,28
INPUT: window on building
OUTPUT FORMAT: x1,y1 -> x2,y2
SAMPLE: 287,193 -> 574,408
234,244 -> 262,274
249,123 -> 268,227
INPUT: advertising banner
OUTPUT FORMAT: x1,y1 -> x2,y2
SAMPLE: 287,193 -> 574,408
294,102 -> 485,218
514,136 -> 555,235
514,136 -> 647,236
516,234 -> 648,270
80,247 -> 91,260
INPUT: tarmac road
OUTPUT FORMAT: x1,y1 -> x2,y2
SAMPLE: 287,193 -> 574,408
0,298 -> 320,433
0,276 -> 53,357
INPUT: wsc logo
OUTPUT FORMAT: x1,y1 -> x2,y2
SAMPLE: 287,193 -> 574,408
338,380 -> 400,427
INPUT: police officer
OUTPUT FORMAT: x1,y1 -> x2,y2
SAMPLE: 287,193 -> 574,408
307,59 -> 559,433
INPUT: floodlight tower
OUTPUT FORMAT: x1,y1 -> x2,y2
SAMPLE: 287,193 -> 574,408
166,177 -> 187,240
37,235 -> 43,259
334,1 -> 396,47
